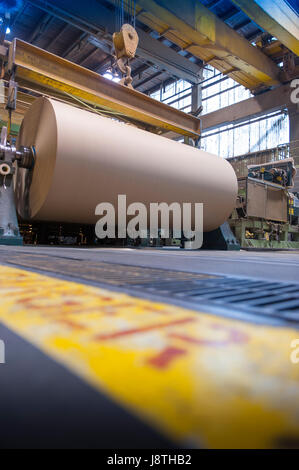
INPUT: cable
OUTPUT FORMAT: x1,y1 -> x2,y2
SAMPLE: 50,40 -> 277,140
115,0 -> 136,30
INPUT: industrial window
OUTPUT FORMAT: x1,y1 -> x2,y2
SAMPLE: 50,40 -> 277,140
150,65 -> 290,158
201,110 -> 289,158
150,79 -> 192,113
200,67 -> 289,157
150,67 -> 252,115
201,66 -> 252,114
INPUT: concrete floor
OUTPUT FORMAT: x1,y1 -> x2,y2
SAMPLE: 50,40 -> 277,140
0,245 -> 299,283
0,246 -> 299,448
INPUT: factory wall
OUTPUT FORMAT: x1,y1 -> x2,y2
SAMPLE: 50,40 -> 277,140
150,66 -> 290,159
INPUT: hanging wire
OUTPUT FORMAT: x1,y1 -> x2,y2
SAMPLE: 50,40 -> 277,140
115,0 -> 136,30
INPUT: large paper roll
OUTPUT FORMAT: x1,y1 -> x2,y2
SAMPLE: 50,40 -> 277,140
15,97 -> 237,231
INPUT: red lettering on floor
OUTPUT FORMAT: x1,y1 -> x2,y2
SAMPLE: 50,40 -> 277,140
147,346 -> 187,369
94,317 -> 196,341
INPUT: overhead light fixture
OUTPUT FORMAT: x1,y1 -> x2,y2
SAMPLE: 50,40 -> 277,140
0,16 -> 11,34
103,72 -> 120,83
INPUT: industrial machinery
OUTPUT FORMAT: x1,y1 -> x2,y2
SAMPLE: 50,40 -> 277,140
0,125 -> 34,244
0,36 -> 239,249
247,159 -> 296,187
229,159 -> 299,249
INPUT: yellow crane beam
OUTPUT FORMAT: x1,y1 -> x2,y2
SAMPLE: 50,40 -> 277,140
132,0 -> 282,91
231,0 -> 299,57
6,39 -> 201,138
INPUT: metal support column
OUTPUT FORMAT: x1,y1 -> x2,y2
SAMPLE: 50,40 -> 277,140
289,104 -> 299,143
191,81 -> 202,118
288,104 -> 299,193
191,72 -> 203,148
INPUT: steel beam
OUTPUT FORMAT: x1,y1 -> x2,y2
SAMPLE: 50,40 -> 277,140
164,84 -> 292,140
79,47 -> 100,67
231,0 -> 299,56
200,84 -> 292,131
27,13 -> 53,44
135,29 -> 202,83
135,71 -> 163,89
62,32 -> 87,59
6,39 -> 201,137
27,0 -> 202,83
46,23 -> 69,51
135,0 -> 282,91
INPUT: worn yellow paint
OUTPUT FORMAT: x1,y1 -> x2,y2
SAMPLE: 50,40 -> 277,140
0,265 -> 299,449
231,0 -> 299,56
9,39 -> 201,138
135,0 -> 281,91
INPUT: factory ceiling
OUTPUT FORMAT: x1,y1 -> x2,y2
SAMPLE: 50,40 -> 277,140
2,0 -> 299,95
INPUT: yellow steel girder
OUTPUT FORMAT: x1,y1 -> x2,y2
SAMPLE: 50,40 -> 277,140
114,0 -> 282,92
7,39 -> 201,138
231,0 -> 299,57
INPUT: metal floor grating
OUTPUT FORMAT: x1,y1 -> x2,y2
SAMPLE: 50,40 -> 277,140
0,250 -> 298,326
130,277 -> 299,324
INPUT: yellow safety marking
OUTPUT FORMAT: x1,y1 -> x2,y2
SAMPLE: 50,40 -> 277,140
0,265 -> 299,449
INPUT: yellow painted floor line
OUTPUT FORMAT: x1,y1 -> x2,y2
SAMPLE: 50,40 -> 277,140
0,264 -> 299,449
